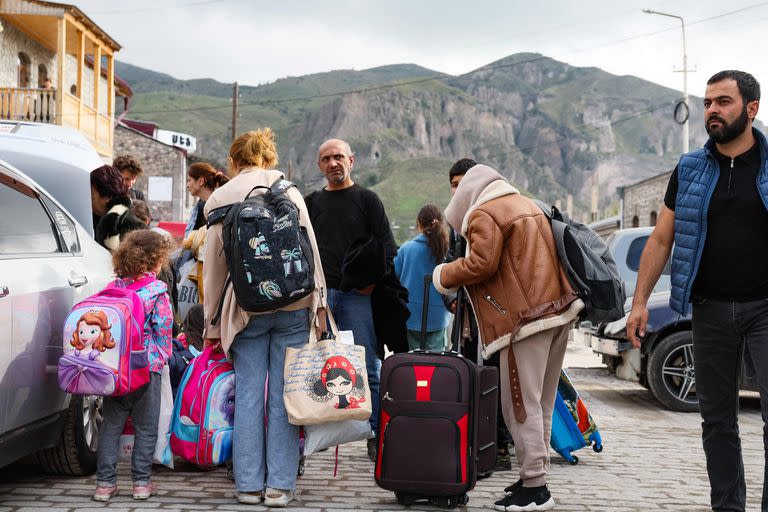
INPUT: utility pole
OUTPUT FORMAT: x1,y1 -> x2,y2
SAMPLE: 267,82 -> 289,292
643,9 -> 692,153
231,81 -> 239,141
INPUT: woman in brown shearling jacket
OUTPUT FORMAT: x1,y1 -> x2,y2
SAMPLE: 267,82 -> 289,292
433,163 -> 583,512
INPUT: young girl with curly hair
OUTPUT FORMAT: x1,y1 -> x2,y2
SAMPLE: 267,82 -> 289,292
93,229 -> 174,503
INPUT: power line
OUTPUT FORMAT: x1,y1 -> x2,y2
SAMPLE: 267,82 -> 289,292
89,0 -> 225,15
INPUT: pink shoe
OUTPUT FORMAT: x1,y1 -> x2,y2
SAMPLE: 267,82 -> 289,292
132,481 -> 158,500
93,485 -> 118,502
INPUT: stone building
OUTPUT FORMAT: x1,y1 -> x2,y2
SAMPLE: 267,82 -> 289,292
0,0 -> 130,158
114,121 -> 187,222
619,171 -> 672,229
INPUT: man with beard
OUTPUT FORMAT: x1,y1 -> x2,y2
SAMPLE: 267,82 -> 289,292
305,139 -> 397,462
627,70 -> 768,511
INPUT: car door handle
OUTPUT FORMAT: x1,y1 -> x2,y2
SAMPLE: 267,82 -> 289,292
0,285 -> 8,298
68,275 -> 88,288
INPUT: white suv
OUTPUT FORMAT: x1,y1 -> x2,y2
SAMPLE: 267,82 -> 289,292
0,122 -> 113,474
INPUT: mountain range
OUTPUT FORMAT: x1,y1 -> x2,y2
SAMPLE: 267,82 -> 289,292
116,53 -> 709,242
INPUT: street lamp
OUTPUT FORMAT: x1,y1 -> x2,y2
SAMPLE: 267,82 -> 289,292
643,9 -> 689,153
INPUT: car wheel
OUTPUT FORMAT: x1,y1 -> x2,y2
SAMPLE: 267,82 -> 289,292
35,395 -> 103,475
647,331 -> 699,412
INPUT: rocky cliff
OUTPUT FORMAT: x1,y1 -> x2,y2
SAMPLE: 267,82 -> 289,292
118,53 -> 711,236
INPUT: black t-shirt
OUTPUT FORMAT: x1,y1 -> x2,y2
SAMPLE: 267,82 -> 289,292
664,142 -> 768,300
305,184 -> 397,289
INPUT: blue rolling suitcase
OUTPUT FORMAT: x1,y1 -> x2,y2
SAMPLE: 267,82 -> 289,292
550,369 -> 603,464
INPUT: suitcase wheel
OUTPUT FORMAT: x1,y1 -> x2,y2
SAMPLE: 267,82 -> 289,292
593,443 -> 603,453
297,456 -> 305,476
432,495 -> 469,508
569,455 -> 579,465
395,492 -> 416,506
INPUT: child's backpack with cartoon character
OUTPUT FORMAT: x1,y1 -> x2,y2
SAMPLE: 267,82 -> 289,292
169,345 -> 235,466
58,277 -> 154,396
206,178 -> 314,325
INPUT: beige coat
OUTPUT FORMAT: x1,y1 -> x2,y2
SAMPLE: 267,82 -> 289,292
202,168 -> 326,355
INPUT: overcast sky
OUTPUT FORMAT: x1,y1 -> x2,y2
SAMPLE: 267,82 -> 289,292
74,0 -> 768,106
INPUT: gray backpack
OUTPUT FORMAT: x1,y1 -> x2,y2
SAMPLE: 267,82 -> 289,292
536,201 -> 626,324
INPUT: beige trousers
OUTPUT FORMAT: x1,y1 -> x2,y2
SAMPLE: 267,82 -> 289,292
499,323 -> 570,487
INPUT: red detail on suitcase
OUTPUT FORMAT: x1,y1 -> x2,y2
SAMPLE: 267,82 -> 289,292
375,410 -> 391,480
576,398 -> 590,432
412,366 -> 436,401
458,413 -> 468,483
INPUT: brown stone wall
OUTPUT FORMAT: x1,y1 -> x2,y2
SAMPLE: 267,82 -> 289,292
622,171 -> 671,228
114,124 -> 187,222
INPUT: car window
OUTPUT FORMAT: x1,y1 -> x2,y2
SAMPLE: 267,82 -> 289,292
0,175 -> 61,254
40,195 -> 80,253
626,236 -> 648,271
626,235 -> 671,275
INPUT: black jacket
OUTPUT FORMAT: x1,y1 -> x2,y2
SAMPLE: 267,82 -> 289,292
340,235 -> 410,358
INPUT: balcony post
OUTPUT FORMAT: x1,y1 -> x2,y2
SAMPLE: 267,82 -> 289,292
55,17 -> 66,125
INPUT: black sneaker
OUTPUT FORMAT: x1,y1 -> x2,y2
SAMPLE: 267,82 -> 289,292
366,437 -> 377,462
503,479 -> 523,494
493,485 -> 554,511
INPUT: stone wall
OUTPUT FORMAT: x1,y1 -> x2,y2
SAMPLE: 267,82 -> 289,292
622,171 -> 671,228
0,20 -> 55,88
64,54 -> 110,112
114,124 -> 187,222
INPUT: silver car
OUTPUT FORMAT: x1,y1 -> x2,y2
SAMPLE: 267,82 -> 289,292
0,158 -> 113,473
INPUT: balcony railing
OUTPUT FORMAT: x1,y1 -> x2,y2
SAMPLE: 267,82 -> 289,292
0,87 -> 56,123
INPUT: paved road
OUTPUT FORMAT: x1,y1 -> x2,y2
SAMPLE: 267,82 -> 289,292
0,340 -> 764,511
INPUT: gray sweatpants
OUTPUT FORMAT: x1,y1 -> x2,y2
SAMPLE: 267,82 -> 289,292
499,324 -> 570,487
96,372 -> 161,487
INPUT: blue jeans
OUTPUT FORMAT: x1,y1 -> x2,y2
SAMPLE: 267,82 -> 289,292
327,288 -> 380,433
96,372 -> 161,487
229,308 -> 309,493
692,298 -> 768,511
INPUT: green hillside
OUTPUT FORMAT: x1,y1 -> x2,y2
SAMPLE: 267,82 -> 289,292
118,53 -> 708,227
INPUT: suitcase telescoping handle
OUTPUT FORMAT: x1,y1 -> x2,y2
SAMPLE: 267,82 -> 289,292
420,274 -> 431,351
451,285 -> 465,353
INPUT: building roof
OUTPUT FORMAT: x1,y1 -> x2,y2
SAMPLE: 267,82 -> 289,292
617,169 -> 674,198
83,55 -> 132,98
116,121 -> 185,154
121,119 -> 157,137
0,0 -> 121,51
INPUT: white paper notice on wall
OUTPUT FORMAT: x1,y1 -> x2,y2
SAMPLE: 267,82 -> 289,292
148,176 -> 173,202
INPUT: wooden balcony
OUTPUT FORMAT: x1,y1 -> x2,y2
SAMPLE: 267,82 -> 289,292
0,1 -> 124,158
0,87 -> 112,156
0,87 -> 56,123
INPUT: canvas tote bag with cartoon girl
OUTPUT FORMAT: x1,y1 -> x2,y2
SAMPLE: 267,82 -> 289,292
283,312 -> 371,425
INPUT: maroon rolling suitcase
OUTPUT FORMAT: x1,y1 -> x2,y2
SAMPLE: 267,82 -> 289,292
374,275 -> 498,508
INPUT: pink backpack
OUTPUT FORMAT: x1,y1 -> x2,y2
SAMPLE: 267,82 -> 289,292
170,345 -> 235,466
58,277 -> 154,396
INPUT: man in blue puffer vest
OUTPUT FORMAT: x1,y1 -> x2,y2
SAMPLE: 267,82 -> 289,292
627,70 -> 768,512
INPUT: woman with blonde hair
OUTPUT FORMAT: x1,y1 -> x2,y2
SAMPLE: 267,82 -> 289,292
202,128 -> 326,507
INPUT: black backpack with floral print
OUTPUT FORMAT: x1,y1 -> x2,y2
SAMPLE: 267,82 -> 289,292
207,178 -> 314,324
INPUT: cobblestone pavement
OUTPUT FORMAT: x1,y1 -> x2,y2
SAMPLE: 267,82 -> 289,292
0,340 -> 764,512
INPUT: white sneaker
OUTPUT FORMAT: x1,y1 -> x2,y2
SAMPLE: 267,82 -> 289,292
264,487 -> 297,507
236,491 -> 264,504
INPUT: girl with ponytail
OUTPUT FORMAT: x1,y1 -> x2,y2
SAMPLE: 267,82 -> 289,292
393,204 -> 451,351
